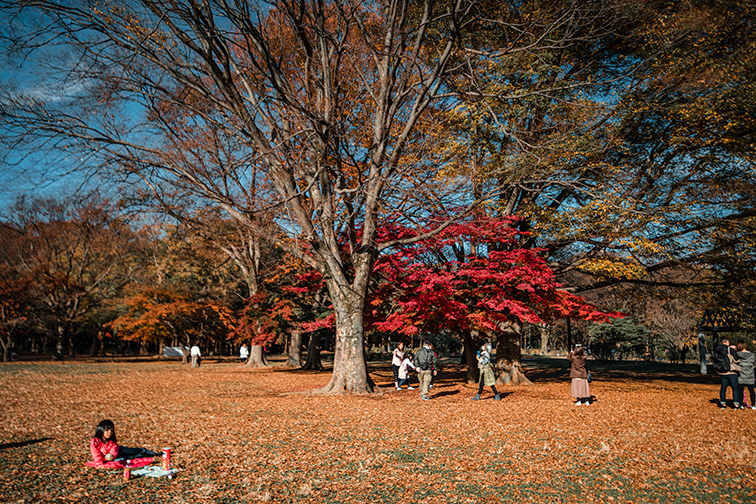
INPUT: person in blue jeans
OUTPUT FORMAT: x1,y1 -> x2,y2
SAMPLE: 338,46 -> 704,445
397,353 -> 416,390
714,337 -> 741,409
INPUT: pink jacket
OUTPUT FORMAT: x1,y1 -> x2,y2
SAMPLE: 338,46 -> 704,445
87,438 -> 153,469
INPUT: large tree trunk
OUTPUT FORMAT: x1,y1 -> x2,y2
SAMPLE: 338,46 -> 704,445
89,331 -> 100,357
302,331 -> 323,370
286,330 -> 303,368
1,333 -> 10,363
538,323 -> 550,354
67,333 -> 75,357
315,294 -> 374,394
180,339 -> 189,364
463,331 -> 479,383
495,320 -> 533,386
245,345 -> 268,368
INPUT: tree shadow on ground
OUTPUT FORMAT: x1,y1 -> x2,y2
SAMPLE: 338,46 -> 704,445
274,356 -> 719,389
523,357 -> 717,385
429,389 -> 461,398
0,438 -> 52,451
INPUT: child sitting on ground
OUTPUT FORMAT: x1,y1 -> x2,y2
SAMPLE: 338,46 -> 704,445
87,419 -> 160,469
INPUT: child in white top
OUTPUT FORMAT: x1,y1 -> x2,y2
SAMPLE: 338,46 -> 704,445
398,353 -> 416,390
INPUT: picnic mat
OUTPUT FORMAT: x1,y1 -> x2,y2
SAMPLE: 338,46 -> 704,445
130,465 -> 180,478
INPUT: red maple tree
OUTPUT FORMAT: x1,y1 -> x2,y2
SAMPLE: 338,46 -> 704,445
367,215 -> 619,383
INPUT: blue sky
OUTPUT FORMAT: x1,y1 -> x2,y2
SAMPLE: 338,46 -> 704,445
0,7 -> 99,213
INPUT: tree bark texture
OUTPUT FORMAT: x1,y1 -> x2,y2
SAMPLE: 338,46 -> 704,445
463,331 -> 479,383
286,330 -> 303,368
245,345 -> 268,368
538,323 -> 550,354
315,294 -> 374,394
1,334 -> 10,363
495,320 -> 533,386
302,331 -> 323,371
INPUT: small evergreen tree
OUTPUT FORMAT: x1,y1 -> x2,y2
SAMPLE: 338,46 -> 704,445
588,317 -> 652,361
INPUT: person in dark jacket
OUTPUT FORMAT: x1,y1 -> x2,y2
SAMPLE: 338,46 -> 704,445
568,344 -> 591,406
736,341 -> 755,409
713,337 -> 741,409
415,341 -> 437,401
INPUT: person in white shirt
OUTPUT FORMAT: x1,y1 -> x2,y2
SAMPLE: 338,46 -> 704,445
240,343 -> 249,364
398,353 -> 416,390
190,344 -> 201,367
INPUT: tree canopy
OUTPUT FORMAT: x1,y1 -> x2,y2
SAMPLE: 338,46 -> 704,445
1,0 -> 754,388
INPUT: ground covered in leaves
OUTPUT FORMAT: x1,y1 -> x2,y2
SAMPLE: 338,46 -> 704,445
1,356 -> 754,503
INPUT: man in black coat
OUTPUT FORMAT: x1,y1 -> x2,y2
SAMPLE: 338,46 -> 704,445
713,336 -> 741,409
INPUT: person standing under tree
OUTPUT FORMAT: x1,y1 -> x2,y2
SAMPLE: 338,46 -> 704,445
472,343 -> 501,401
568,344 -> 591,405
191,343 -> 202,368
391,342 -> 405,390
240,343 -> 249,364
415,341 -> 437,401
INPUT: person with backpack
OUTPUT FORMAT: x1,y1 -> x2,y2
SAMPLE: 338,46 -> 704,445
415,341 -> 437,401
713,336 -> 741,409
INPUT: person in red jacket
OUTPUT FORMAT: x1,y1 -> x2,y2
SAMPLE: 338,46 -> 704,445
87,419 -> 160,469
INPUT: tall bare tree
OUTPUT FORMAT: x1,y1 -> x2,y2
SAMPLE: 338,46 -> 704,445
0,0 -> 631,392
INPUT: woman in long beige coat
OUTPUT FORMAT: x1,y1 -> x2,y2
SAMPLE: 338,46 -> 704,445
471,343 -> 501,401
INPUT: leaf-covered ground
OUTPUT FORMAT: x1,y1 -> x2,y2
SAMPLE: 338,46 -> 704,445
1,357 -> 754,503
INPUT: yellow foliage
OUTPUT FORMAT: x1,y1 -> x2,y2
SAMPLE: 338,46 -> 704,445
578,258 -> 647,281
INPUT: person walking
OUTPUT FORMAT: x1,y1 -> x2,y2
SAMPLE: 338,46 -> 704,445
240,343 -> 249,364
568,344 -> 591,405
736,341 -> 754,409
472,343 -> 501,401
190,343 -> 202,368
415,341 -> 437,401
713,336 -> 741,409
397,353 -> 416,390
391,342 -> 405,390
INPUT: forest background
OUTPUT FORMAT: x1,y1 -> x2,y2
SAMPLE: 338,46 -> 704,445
1,0 -> 755,391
